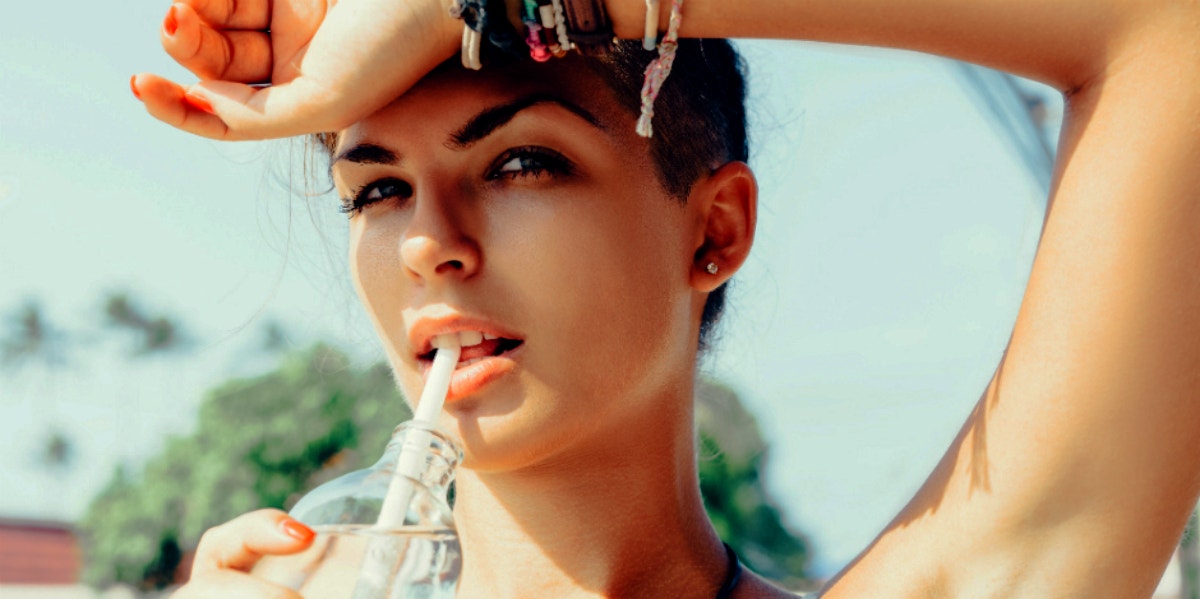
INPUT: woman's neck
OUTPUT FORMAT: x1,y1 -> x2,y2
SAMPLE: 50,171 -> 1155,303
451,404 -> 729,599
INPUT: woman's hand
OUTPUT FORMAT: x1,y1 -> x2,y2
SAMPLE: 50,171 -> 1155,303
133,0 -> 461,140
170,509 -> 315,598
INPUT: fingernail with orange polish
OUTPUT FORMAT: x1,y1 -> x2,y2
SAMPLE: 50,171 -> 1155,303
280,518 -> 315,543
130,76 -> 141,101
183,92 -> 214,114
164,5 -> 178,36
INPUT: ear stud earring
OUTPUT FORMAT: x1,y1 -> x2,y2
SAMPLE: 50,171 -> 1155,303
705,262 -> 719,275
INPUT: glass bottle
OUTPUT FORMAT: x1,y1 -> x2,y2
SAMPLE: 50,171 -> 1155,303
252,421 -> 463,598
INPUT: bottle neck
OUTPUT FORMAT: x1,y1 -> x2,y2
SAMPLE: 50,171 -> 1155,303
378,421 -> 462,500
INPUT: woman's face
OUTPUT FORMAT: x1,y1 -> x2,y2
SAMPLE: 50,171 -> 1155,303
331,61 -> 706,471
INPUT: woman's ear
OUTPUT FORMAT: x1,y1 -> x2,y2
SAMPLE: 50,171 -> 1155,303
688,161 -> 757,292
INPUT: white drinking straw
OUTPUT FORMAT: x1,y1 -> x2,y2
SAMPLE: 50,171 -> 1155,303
351,335 -> 461,598
377,334 -> 461,527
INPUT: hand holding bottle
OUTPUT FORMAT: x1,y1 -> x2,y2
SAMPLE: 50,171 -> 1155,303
133,0 -> 461,140
170,509 -> 315,599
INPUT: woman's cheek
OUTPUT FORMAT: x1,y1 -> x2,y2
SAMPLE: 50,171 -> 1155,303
349,221 -> 412,361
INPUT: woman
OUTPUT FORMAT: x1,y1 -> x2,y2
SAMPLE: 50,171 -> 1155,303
135,0 -> 1200,597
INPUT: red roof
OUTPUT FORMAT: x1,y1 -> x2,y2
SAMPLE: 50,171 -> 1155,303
0,519 -> 80,584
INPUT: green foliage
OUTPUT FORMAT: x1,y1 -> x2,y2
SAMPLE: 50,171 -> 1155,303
80,346 -> 810,589
696,379 -> 810,587
79,465 -> 173,589
79,344 -> 409,589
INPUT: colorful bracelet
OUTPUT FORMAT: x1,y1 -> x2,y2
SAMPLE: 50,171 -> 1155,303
636,0 -> 683,138
455,0 -> 613,62
456,0 -> 524,66
535,1 -> 568,57
521,0 -> 552,62
547,0 -> 574,52
450,0 -> 681,139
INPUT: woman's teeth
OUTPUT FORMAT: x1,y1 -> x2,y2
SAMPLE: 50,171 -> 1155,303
458,331 -> 484,346
432,330 -> 487,349
429,331 -> 518,363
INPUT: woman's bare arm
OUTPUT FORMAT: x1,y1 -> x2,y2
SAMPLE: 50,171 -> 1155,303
614,0 -> 1151,93
607,1 -> 1198,595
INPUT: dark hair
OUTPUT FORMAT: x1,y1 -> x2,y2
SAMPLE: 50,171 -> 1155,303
592,39 -> 748,352
314,39 -> 748,352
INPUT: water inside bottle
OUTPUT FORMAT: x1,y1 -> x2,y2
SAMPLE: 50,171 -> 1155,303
252,524 -> 461,599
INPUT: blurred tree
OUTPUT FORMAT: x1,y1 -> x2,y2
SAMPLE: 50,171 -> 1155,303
696,378 -> 810,588
2,300 -> 81,485
261,319 -> 290,353
103,291 -> 188,356
0,298 -> 68,369
79,346 -> 812,590
39,429 -> 75,470
79,344 -> 408,590
1183,507 -> 1199,599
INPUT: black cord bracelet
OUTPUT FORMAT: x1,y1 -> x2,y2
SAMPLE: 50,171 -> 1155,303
458,0 -> 525,61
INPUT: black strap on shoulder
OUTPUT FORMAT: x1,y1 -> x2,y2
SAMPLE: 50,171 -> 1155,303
715,543 -> 743,599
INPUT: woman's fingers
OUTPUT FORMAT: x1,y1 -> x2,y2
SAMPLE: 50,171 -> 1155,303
133,73 -> 234,139
191,509 -> 315,575
137,0 -> 462,140
170,569 -> 304,599
165,509 -> 313,599
133,72 -> 339,140
162,3 -> 272,83
177,0 -> 271,31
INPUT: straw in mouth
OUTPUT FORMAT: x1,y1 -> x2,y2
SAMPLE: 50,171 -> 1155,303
418,337 -> 523,363
412,336 -> 463,423
351,339 -> 465,597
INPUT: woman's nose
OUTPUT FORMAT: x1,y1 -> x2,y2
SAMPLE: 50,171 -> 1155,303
398,194 -> 481,283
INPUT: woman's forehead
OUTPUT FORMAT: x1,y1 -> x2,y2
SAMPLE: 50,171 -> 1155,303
338,59 -> 632,150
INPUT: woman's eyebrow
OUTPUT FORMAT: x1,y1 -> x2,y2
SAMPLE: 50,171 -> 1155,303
330,143 -> 400,176
448,94 -> 604,149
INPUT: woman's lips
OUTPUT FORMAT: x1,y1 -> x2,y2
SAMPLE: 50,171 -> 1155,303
419,341 -> 523,402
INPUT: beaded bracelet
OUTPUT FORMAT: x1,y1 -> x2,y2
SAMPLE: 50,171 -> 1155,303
549,0 -> 574,52
455,0 -> 609,63
521,0 -> 552,62
455,0 -> 524,69
450,0 -> 682,138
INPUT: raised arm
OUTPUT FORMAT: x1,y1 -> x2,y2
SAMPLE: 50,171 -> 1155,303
621,1 -> 1200,595
632,1 -> 1197,596
142,0 -> 1171,137
614,0 -> 1147,93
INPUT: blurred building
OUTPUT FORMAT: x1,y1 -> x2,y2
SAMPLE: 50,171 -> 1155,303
0,518 -> 133,598
0,519 -> 79,585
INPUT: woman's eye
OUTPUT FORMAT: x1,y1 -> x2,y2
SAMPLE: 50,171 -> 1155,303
488,147 -> 573,181
339,178 -> 412,216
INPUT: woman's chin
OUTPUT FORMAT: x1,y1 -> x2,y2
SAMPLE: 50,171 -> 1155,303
442,404 -> 593,474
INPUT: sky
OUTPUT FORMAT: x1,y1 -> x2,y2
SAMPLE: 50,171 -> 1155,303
1,0 -> 1060,579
